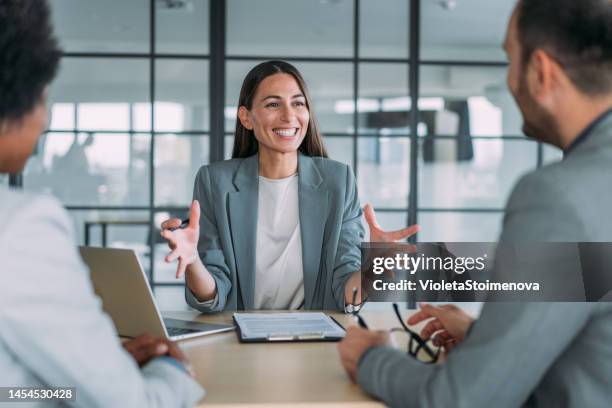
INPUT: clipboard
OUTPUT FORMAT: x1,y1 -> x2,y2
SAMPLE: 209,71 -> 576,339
233,312 -> 346,343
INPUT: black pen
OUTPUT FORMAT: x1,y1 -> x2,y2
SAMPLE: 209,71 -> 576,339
169,218 -> 190,231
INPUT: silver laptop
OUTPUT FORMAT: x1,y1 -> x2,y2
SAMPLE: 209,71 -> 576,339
79,246 -> 234,340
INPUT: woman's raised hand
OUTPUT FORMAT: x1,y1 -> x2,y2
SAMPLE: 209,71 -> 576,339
160,200 -> 201,279
363,203 -> 420,242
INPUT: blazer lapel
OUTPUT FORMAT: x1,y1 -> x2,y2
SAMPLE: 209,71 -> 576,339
298,153 -> 328,309
228,154 -> 259,309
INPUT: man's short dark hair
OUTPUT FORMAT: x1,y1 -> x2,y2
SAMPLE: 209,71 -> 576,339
517,0 -> 612,95
0,0 -> 61,123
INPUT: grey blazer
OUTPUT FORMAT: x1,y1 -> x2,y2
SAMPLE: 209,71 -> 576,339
357,114 -> 612,408
185,153 -> 364,312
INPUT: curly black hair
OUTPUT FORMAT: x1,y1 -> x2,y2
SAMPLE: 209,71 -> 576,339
0,0 -> 61,123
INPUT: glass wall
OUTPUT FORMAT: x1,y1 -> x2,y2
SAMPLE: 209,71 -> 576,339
16,0 -> 551,310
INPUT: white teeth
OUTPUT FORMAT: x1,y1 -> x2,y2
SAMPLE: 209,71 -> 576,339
273,128 -> 297,137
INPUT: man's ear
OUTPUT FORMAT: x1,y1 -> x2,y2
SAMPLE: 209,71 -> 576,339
238,106 -> 253,130
527,49 -> 561,104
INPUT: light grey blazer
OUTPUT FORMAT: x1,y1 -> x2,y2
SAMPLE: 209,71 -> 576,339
358,113 -> 612,407
0,188 -> 204,408
186,153 -> 364,312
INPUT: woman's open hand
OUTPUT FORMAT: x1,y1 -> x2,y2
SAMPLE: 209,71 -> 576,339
160,200 -> 201,279
363,203 -> 419,242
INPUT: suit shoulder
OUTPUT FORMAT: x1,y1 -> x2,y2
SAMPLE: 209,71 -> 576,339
310,156 -> 353,179
195,158 -> 244,183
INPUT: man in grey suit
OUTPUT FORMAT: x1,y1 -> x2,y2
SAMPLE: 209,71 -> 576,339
338,0 -> 612,406
0,1 -> 204,406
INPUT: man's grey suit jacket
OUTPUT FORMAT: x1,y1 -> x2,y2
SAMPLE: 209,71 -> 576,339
357,114 -> 612,408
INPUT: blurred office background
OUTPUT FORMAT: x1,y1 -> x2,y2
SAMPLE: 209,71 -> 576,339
7,0 -> 564,310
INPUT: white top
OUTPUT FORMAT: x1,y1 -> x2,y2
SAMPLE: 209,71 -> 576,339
254,174 -> 304,309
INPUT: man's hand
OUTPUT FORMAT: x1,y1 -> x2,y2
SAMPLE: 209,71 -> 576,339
122,334 -> 170,367
123,334 -> 196,377
337,327 -> 391,383
407,303 -> 475,352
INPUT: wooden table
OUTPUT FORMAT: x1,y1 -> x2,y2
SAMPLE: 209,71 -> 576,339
162,310 -> 412,407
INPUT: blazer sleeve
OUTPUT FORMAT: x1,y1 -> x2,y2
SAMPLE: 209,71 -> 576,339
186,165 -> 232,312
357,302 -> 593,408
0,196 -> 204,408
331,165 -> 365,310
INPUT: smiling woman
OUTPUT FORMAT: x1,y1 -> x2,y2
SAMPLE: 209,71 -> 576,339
159,60 -> 419,313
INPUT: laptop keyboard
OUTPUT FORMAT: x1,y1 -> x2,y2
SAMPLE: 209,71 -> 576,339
167,327 -> 197,337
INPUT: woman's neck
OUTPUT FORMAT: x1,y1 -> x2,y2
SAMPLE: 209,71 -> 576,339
258,148 -> 298,179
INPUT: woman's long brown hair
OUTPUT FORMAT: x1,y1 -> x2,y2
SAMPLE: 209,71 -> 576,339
231,60 -> 328,159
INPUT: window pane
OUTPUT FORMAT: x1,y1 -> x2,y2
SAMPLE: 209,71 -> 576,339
225,135 -> 235,160
360,0 -> 409,58
421,0 -> 515,62
358,137 -> 410,209
24,132 -> 151,206
156,60 -> 209,131
49,58 -> 150,131
418,139 -> 536,209
68,209 -> 151,273
420,65 -> 521,137
227,0 -> 353,57
543,144 -> 563,165
51,0 -> 149,53
326,137 -> 354,169
154,287 -> 192,311
156,0 -> 209,54
154,134 -> 209,206
359,63 -> 409,135
226,61 -> 353,134
418,212 -> 503,242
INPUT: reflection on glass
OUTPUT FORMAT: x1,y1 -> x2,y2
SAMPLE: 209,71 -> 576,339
156,0 -> 209,54
156,60 -> 209,131
154,134 -> 209,206
227,0 -> 353,57
67,209 -> 150,272
358,137 -> 410,209
24,133 -> 151,206
360,0 -> 409,58
225,61 -> 353,134
154,286 -> 192,311
51,0 -> 149,53
418,139 -> 537,209
418,212 -> 503,242
419,66 -> 521,137
359,64 -> 409,135
421,0 -> 514,62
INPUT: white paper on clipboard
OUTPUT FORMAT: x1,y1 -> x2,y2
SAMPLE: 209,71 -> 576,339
233,312 -> 345,341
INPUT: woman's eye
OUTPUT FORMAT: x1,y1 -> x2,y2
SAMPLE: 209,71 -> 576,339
293,101 -> 305,107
